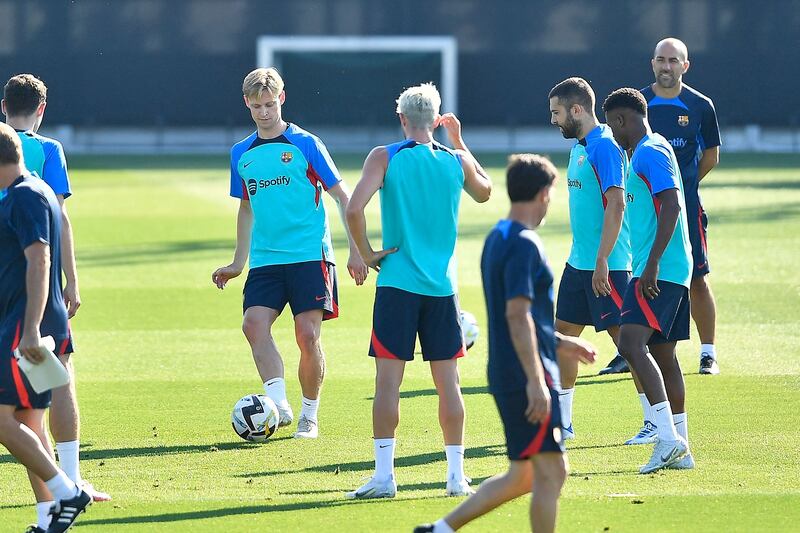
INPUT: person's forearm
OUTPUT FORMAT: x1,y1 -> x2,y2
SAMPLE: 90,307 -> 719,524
60,211 -> 78,288
345,207 -> 372,259
596,196 -> 625,262
646,203 -> 680,267
507,313 -> 545,384
450,134 -> 491,183
232,204 -> 253,268
335,195 -> 360,255
697,149 -> 719,182
24,249 -> 49,335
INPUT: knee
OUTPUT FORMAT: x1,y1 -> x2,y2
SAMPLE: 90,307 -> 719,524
536,456 -> 568,491
242,314 -> 268,342
617,336 -> 638,361
295,326 -> 320,354
691,275 -> 710,295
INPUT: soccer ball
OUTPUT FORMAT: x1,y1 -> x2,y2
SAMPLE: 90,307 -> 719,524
461,310 -> 480,350
231,394 -> 280,442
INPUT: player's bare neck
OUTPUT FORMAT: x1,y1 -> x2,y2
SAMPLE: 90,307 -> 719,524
257,120 -> 289,140
4,115 -> 37,132
508,205 -> 542,230
652,81 -> 682,100
0,164 -> 26,188
406,129 -> 434,145
578,116 -> 600,141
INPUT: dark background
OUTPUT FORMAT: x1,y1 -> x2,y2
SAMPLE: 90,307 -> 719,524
0,0 -> 795,128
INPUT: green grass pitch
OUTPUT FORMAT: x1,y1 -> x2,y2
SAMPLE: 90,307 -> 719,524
1,153 -> 799,532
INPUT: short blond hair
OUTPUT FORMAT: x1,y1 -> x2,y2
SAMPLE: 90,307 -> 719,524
396,83 -> 441,130
242,68 -> 284,99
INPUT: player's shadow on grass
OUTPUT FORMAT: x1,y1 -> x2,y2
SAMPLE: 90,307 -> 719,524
79,239 -> 235,268
236,444 -> 506,478
575,376 -> 632,386
78,496 -> 433,527
277,476 -> 492,496
0,439 -> 293,464
366,385 -> 488,400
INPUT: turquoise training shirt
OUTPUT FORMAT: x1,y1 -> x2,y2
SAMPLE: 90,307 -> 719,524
376,140 -> 465,297
627,132 -> 692,288
565,124 -> 631,271
229,123 -> 341,268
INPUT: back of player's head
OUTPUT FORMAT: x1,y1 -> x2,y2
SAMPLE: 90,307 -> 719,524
0,122 -> 22,165
602,88 -> 648,116
654,37 -> 689,62
396,83 -> 441,130
242,68 -> 284,100
506,154 -> 558,202
3,74 -> 47,117
548,77 -> 595,113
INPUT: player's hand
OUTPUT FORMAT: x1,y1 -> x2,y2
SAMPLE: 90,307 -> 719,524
557,335 -> 597,365
437,113 -> 464,146
212,264 -> 243,290
363,248 -> 398,272
592,258 -> 611,298
638,262 -> 660,300
18,328 -> 45,364
63,283 -> 82,318
347,253 -> 369,286
525,378 -> 551,424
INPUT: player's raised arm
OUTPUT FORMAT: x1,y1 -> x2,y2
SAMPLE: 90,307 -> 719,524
326,181 -> 368,285
345,146 -> 397,272
212,199 -> 252,289
438,113 -> 492,203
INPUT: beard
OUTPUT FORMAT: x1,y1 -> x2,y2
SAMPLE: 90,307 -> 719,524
559,115 -> 581,139
656,71 -> 679,89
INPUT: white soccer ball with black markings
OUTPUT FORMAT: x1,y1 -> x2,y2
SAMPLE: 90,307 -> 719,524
231,394 -> 280,442
461,310 -> 480,350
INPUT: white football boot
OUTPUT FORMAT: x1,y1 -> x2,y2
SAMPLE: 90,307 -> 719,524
293,415 -> 318,439
639,437 -> 688,474
445,475 -> 475,497
345,475 -> 397,499
625,421 -> 658,445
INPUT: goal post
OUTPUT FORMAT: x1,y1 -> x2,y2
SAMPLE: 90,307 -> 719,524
256,35 -> 458,115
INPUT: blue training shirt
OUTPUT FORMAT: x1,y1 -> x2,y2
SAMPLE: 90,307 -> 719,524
0,174 -> 68,339
376,140 -> 464,297
640,84 -> 721,201
566,124 -> 632,271
0,130 -> 70,202
481,219 -> 560,395
627,133 -> 692,288
230,123 -> 341,268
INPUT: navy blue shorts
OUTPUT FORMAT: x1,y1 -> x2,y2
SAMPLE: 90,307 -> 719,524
0,319 -> 51,410
620,278 -> 690,345
556,263 -> 630,332
494,385 -> 565,460
369,287 -> 465,362
686,197 -> 710,278
243,261 -> 339,320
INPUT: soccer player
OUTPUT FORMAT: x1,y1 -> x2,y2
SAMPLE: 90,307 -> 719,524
601,38 -> 722,376
2,74 -> 111,505
415,154 -> 596,533
212,68 -> 367,439
548,78 -> 631,439
0,122 -> 91,533
344,84 -> 492,499
603,88 -> 694,473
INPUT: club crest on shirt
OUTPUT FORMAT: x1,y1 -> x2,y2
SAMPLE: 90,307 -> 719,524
577,155 -> 585,166
281,152 -> 293,163
678,115 -> 689,127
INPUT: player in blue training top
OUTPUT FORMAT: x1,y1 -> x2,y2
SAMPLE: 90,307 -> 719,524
0,123 -> 92,533
415,154 -> 596,533
548,77 -> 631,440
345,84 -> 492,500
2,74 -> 110,513
604,88 -> 694,474
212,68 -> 368,440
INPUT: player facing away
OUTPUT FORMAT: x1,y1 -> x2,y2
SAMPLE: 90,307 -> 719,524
548,78 -> 631,440
0,123 -> 91,533
344,83 -> 492,499
604,88 -> 694,473
601,38 -> 722,376
212,68 -> 368,439
415,155 -> 597,533
2,74 -> 111,508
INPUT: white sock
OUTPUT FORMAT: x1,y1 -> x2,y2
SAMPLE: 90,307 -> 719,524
263,378 -> 290,409
44,471 -> 79,501
300,396 -> 319,422
445,444 -> 465,481
673,412 -> 688,443
433,518 -> 456,533
558,388 -> 574,429
700,344 -> 716,360
374,438 -> 395,479
651,401 -> 679,441
55,440 -> 81,485
638,393 -> 652,423
36,501 -> 54,529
